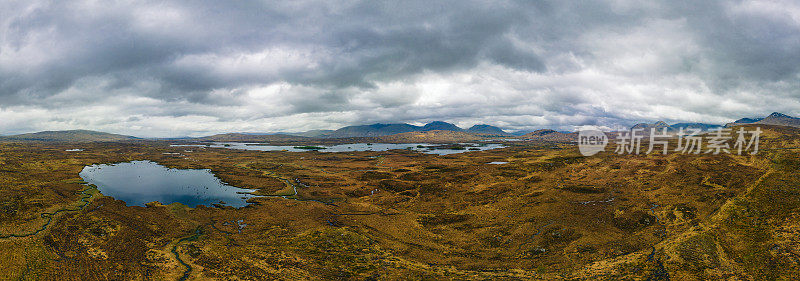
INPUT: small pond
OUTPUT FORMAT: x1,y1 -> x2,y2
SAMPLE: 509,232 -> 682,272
79,161 -> 259,208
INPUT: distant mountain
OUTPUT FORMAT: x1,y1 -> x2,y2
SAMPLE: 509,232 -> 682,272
510,130 -> 533,136
0,130 -> 139,142
466,124 -> 508,135
734,117 -> 764,124
753,112 -> 800,128
626,112 -> 800,132
289,129 -> 335,138
422,121 -> 462,131
320,121 -> 506,138
197,133 -> 309,142
725,117 -> 764,127
325,123 -> 421,138
521,129 -> 576,142
669,123 -> 722,131
725,112 -> 800,128
630,121 -> 671,131
629,121 -> 722,132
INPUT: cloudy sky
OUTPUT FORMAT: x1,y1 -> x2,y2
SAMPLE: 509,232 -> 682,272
1,0 -> 799,137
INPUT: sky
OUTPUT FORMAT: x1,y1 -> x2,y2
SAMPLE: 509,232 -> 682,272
1,0 -> 799,137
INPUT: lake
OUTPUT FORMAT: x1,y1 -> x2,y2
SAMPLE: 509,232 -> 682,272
172,142 -> 505,155
79,161 -> 259,208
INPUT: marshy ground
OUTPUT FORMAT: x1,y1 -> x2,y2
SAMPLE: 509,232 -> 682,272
1,126 -> 799,280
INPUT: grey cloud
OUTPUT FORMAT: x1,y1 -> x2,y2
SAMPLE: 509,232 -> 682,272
1,0 -> 799,137
666,1 -> 800,89
2,0 -> 541,102
483,39 -> 546,72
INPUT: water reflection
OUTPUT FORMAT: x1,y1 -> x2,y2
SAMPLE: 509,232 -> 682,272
80,161 -> 259,208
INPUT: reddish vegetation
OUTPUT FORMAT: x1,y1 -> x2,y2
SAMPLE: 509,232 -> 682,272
0,125 -> 799,279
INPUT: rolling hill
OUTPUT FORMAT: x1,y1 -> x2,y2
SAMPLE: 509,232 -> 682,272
521,129 -> 577,142
324,123 -> 421,138
289,129 -> 335,138
631,121 -> 671,131
196,133 -> 309,142
0,130 -> 139,142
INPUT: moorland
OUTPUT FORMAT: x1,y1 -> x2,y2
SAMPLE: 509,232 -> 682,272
0,124 -> 799,280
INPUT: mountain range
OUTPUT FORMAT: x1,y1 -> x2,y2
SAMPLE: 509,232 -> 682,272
629,121 -> 722,132
311,121 -> 510,138
3,112 -> 800,142
725,112 -> 800,128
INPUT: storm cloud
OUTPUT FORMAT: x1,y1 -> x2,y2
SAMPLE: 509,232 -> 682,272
1,0 -> 799,137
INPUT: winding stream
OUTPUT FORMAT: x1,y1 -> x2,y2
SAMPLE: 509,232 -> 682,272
172,227 -> 203,281
0,184 -> 96,239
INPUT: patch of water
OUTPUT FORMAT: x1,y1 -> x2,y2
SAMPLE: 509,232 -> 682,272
171,142 -> 504,155
79,161 -> 259,208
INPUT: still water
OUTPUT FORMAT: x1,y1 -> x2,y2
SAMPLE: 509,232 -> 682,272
172,142 -> 504,155
79,161 -> 259,208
